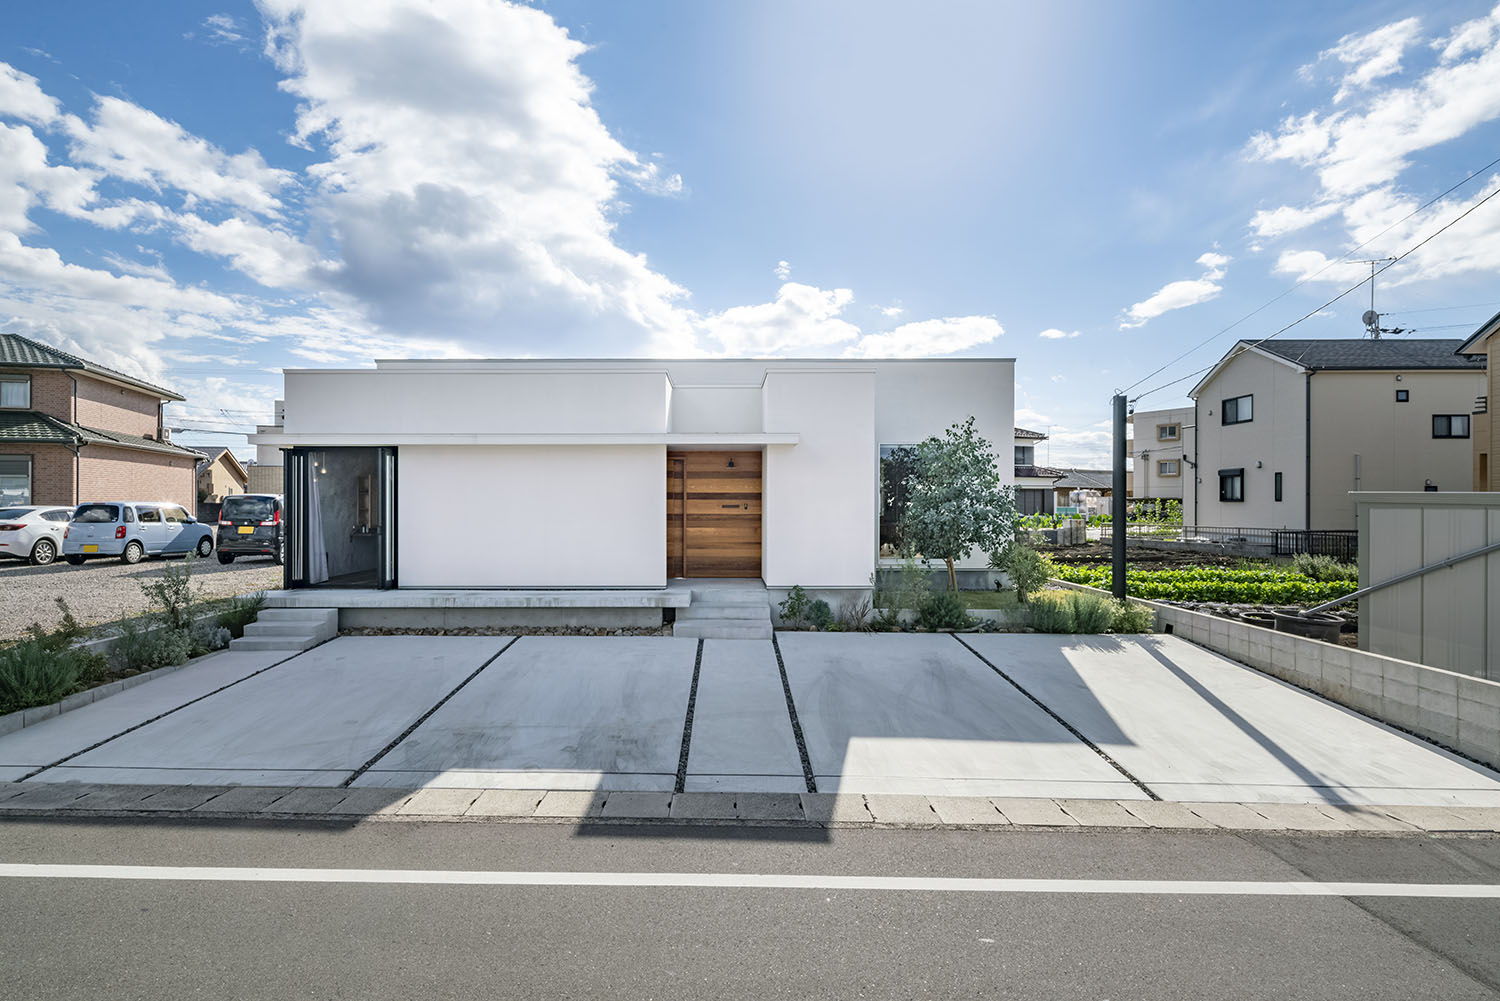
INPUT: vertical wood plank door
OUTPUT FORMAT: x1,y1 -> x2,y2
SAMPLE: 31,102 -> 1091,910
668,450 -> 761,578
666,457 -> 685,578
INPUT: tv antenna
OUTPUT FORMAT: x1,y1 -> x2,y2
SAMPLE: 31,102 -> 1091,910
1356,258 -> 1404,339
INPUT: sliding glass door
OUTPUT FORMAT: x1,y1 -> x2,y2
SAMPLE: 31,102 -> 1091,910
285,446 -> 397,589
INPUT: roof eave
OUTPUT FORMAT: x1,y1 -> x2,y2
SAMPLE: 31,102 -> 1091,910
1456,307 -> 1500,356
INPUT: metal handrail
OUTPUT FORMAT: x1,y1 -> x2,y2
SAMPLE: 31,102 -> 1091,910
1305,539 -> 1500,614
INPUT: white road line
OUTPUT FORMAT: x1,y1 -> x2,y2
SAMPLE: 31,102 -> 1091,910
0,864 -> 1497,897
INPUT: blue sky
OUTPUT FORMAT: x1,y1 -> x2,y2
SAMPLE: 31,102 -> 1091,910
3,1 -> 1500,464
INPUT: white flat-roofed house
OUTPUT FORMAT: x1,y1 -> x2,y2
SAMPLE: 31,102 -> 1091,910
250,358 -> 1015,594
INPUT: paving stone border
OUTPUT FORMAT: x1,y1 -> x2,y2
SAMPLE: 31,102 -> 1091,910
1,782 -> 1497,835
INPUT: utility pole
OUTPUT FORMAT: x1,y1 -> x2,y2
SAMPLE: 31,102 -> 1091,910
1111,394 -> 1127,600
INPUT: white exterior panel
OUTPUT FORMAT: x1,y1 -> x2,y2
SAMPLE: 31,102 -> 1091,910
397,445 -> 665,588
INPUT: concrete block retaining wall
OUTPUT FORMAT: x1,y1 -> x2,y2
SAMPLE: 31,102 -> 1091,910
1051,579 -> 1500,771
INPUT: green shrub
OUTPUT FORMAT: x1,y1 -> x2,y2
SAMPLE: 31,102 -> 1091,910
1027,592 -> 1077,633
141,557 -> 202,631
25,598 -> 90,653
1072,593 -> 1116,633
0,641 -> 84,715
1025,591 -> 1155,634
778,585 -> 812,625
808,599 -> 834,630
112,620 -> 192,673
189,622 -> 233,657
1290,553 -> 1357,582
994,544 -> 1050,604
1049,562 -> 1356,604
1110,600 -> 1155,633
837,596 -> 873,632
916,590 -> 972,630
216,591 -> 266,639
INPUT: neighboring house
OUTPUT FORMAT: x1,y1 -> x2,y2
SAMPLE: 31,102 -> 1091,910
196,446 -> 249,519
248,399 -> 286,495
1184,339 -> 1486,533
1013,426 -> 1063,515
1456,309 -> 1498,490
1050,468 -> 1116,515
0,333 -> 201,509
1129,406 -> 1193,502
250,358 -> 1015,590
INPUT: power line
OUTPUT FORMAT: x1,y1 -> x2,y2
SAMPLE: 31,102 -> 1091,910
1130,173 -> 1500,405
1120,151 -> 1500,397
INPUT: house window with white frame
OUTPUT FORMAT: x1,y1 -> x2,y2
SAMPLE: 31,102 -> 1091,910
1157,424 -> 1179,441
0,455 -> 31,505
1157,459 -> 1179,477
0,375 -> 30,408
1221,394 -> 1253,425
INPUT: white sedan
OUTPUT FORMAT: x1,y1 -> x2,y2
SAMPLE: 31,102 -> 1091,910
0,505 -> 74,566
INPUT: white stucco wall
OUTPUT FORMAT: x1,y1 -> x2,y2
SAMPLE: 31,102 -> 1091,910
397,444 -> 665,588
762,370 -> 877,588
283,369 -> 670,436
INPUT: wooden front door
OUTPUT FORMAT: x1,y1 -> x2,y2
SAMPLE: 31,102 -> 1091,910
667,450 -> 762,578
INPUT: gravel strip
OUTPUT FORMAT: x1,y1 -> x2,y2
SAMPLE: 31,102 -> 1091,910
0,556 -> 282,641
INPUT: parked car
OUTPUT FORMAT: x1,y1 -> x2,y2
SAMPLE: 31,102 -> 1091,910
215,493 -> 283,564
0,506 -> 75,565
62,501 -> 215,565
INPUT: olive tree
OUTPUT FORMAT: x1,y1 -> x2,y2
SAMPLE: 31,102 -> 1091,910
899,417 -> 1017,592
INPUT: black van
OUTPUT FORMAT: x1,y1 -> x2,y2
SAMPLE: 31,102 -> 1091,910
216,494 -> 283,564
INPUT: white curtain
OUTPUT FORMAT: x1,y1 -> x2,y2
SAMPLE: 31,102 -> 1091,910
307,468 -> 329,584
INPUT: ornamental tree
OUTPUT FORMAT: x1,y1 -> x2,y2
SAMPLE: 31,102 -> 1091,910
899,416 -> 1017,591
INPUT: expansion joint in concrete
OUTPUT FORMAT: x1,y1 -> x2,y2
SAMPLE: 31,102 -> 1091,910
674,640 -> 704,794
771,633 -> 817,794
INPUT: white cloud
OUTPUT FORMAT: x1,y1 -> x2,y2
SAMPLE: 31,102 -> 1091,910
774,260 -> 791,280
843,315 -> 1002,358
1120,251 -> 1231,329
1320,17 -> 1423,102
1050,374 -> 1066,383
1249,201 -> 1342,237
701,282 -> 859,355
0,123 -> 99,233
879,304 -> 904,318
1038,327 -> 1080,339
0,63 -> 59,125
200,14 -> 249,45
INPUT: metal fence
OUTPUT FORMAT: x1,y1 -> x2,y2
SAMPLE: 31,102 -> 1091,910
1100,523 -> 1357,561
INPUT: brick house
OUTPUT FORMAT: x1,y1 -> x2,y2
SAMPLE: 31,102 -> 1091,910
0,333 -> 202,509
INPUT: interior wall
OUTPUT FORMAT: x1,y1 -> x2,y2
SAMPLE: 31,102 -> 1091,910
313,447 -> 378,580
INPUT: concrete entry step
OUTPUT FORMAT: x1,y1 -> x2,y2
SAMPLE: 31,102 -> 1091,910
676,603 -> 769,621
673,579 -> 772,639
673,620 -> 773,640
230,607 -> 337,652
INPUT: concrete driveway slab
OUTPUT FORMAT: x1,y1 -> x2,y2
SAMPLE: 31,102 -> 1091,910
352,637 -> 696,791
45,636 -> 506,786
964,634 -> 1500,807
0,649 -> 295,781
682,640 -> 805,793
776,633 -> 1143,798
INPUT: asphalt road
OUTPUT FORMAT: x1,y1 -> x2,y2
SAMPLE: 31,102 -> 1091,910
0,818 -> 1496,1000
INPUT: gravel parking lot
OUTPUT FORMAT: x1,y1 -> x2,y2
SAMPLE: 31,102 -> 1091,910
0,555 -> 282,641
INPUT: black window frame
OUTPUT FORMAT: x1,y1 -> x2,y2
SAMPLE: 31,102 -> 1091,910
1432,414 -> 1470,439
1221,394 -> 1253,425
1395,389 -> 1409,402
0,374 -> 31,409
1219,468 -> 1245,503
1274,471 -> 1283,502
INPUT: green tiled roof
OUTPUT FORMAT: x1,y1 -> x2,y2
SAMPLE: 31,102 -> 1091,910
0,332 -> 184,401
0,410 -> 81,444
0,411 -> 202,458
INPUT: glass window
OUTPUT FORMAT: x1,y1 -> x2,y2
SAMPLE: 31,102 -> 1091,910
1219,468 -> 1245,502
1158,460 -> 1179,476
137,506 -> 161,523
0,506 -> 31,520
0,376 -> 30,408
1395,389 -> 1409,402
1275,472 -> 1283,502
1432,415 -> 1471,439
222,495 -> 276,522
162,506 -> 190,523
879,444 -> 919,557
0,455 -> 31,505
1158,424 -> 1179,441
1222,395 -> 1253,425
43,509 -> 71,522
73,503 -> 119,523
1014,445 -> 1034,465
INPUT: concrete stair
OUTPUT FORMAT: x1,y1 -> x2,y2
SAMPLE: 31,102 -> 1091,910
673,583 -> 773,640
230,607 -> 338,652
